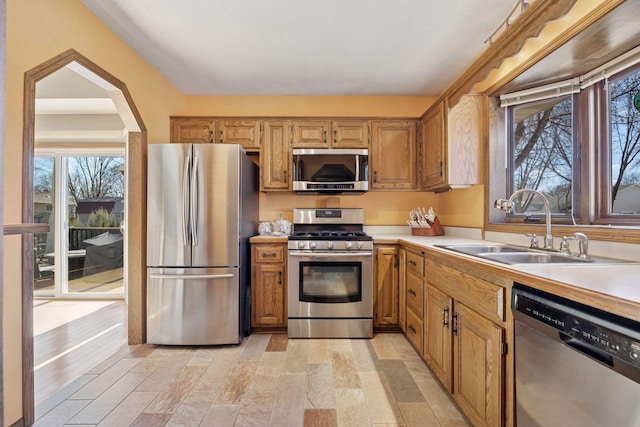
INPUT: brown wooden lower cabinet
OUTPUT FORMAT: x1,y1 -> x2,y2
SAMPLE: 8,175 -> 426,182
374,245 -> 399,330
401,246 -> 507,427
453,302 -> 504,427
424,284 -> 453,392
251,242 -> 287,331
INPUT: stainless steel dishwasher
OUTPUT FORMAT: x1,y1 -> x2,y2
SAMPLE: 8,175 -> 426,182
512,283 -> 640,427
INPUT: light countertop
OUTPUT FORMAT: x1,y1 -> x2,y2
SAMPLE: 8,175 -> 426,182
370,233 -> 640,318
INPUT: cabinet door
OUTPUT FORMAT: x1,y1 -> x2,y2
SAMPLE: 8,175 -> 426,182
292,120 -> 330,148
170,118 -> 216,143
453,302 -> 504,427
370,121 -> 417,190
424,284 -> 453,392
398,248 -> 406,333
374,245 -> 398,328
219,120 -> 261,151
261,121 -> 291,191
331,120 -> 369,148
252,263 -> 286,326
419,102 -> 447,190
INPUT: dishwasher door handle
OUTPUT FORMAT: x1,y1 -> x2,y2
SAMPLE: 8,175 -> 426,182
560,332 -> 613,367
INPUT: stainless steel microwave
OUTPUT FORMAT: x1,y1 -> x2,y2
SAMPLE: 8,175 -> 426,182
292,148 -> 368,194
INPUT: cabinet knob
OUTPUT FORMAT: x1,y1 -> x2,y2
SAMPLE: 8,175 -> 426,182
408,288 -> 417,297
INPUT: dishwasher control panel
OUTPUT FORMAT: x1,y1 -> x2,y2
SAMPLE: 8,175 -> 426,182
513,283 -> 640,369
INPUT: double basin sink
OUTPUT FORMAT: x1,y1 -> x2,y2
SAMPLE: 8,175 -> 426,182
434,244 -> 633,265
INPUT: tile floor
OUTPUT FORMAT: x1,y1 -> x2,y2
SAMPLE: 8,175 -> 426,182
35,333 -> 469,427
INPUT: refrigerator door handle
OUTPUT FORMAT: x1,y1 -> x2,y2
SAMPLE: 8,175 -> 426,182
182,155 -> 191,245
149,273 -> 235,280
191,155 -> 200,246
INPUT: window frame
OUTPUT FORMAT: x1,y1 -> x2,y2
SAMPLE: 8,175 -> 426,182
503,93 -> 582,225
594,63 -> 640,225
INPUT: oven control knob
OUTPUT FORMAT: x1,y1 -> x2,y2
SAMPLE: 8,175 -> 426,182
310,241 -> 317,249
327,242 -> 335,249
297,241 -> 305,249
357,241 -> 365,249
346,241 -> 354,249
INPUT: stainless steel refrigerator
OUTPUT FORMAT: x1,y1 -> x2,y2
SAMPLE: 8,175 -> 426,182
146,143 -> 257,345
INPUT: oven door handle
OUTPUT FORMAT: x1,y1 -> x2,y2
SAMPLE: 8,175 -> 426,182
288,252 -> 373,257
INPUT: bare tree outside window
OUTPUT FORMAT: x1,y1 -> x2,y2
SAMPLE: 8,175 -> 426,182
609,69 -> 640,215
68,156 -> 124,204
511,96 -> 574,215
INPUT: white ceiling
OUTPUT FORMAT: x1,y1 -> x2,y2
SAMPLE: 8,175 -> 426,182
35,65 -> 126,144
80,0 -> 523,96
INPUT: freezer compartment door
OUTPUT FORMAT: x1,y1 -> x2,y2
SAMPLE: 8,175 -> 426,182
147,144 -> 192,267
147,267 -> 240,345
191,144 -> 240,267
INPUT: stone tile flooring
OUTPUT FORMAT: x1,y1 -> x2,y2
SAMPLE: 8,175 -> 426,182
35,333 -> 469,426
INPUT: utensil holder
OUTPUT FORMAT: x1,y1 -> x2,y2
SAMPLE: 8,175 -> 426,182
410,216 -> 444,236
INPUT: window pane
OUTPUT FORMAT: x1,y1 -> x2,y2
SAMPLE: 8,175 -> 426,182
609,69 -> 640,215
511,96 -> 573,216
34,157 -> 55,296
67,156 -> 125,294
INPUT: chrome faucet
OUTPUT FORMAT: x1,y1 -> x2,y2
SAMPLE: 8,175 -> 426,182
494,189 -> 554,250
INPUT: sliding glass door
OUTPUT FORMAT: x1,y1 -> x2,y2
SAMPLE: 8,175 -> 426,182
34,151 -> 125,298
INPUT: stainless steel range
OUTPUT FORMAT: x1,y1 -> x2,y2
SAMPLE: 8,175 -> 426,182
287,208 -> 373,338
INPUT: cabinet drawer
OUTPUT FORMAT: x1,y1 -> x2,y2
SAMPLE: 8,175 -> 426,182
254,245 -> 285,263
406,273 -> 424,317
406,250 -> 424,277
406,308 -> 423,353
425,257 -> 506,323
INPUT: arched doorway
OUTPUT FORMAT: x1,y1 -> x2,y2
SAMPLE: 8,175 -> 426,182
22,49 -> 147,425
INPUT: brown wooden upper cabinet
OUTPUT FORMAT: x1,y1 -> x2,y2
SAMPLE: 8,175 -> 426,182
170,117 -> 217,143
292,120 -> 369,148
261,120 -> 291,191
370,120 -> 417,190
419,95 -> 482,192
219,120 -> 261,151
331,120 -> 369,148
419,101 -> 447,190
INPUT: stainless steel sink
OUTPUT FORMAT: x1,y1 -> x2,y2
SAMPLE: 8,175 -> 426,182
434,244 -> 635,265
479,252 -> 590,264
434,244 -> 525,254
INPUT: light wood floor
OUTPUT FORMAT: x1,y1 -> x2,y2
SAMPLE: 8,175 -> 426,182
34,328 -> 469,426
34,300 -> 128,405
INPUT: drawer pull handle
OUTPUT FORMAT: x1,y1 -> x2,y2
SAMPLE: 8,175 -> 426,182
278,271 -> 282,285
408,288 -> 417,297
408,324 -> 417,334
262,252 -> 277,258
452,313 -> 459,336
443,307 -> 449,327
409,260 -> 416,266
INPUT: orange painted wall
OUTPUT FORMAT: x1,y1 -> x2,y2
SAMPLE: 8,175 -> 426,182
4,0 -> 185,423
185,95 -> 436,118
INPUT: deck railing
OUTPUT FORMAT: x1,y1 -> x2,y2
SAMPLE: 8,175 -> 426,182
69,226 -> 122,250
